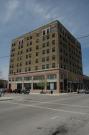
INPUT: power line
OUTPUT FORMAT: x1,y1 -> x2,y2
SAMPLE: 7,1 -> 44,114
0,56 -> 10,59
77,34 -> 89,39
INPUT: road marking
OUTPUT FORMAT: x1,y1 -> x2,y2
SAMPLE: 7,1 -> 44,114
23,98 -> 67,104
23,99 -> 89,109
2,100 -> 89,116
35,102 -> 89,109
51,116 -> 59,120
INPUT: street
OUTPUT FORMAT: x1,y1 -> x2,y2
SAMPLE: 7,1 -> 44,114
0,93 -> 89,135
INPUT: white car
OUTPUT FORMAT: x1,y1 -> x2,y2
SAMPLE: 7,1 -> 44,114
77,89 -> 85,94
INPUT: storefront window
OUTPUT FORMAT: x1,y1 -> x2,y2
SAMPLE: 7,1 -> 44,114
33,76 -> 44,80
24,77 -> 32,81
47,74 -> 56,79
16,77 -> 22,81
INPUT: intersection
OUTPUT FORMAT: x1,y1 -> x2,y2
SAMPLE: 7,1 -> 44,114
0,93 -> 89,135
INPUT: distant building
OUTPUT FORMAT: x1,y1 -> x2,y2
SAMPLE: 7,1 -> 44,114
0,79 -> 7,88
8,20 -> 83,93
83,75 -> 89,89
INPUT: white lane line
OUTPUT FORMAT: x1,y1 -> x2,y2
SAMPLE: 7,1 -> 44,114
35,102 -> 89,109
24,98 -> 67,104
51,116 -> 59,120
2,100 -> 89,116
26,100 -> 89,109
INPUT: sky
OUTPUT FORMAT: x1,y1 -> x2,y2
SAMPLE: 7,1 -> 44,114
0,0 -> 89,80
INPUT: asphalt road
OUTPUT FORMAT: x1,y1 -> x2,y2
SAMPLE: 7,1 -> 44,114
0,93 -> 89,135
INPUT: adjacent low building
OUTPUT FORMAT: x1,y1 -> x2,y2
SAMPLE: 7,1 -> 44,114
8,20 -> 83,93
83,75 -> 89,89
0,79 -> 7,89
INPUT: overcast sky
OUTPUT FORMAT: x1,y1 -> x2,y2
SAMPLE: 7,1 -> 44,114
0,0 -> 89,79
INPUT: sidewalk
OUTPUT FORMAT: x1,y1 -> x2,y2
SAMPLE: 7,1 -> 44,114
0,94 -> 14,101
0,96 -> 13,101
30,92 -> 68,96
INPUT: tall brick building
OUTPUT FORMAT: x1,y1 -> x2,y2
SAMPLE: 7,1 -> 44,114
8,20 -> 83,93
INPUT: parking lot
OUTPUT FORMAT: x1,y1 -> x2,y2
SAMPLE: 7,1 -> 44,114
0,93 -> 89,135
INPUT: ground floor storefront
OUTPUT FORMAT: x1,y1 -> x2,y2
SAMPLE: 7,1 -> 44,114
8,68 -> 83,93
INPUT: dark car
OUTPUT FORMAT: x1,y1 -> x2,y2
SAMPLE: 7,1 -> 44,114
0,89 -> 2,97
12,89 -> 21,93
21,88 -> 30,94
0,88 -> 5,96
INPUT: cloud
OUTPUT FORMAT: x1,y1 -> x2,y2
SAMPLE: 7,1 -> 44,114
2,0 -> 19,23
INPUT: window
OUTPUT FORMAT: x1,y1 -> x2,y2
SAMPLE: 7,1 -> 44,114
52,55 -> 55,60
33,76 -> 44,80
35,59 -> 38,63
30,36 -> 32,39
19,69 -> 21,72
21,51 -> 23,54
52,63 -> 55,68
42,50 -> 45,54
36,52 -> 39,56
52,47 -> 55,52
27,43 -> 29,47
47,74 -> 56,79
35,66 -> 38,70
47,49 -> 49,53
29,60 -> 31,64
28,67 -> 31,71
42,65 -> 45,69
26,61 -> 28,65
26,55 -> 28,59
43,30 -> 45,35
52,33 -> 55,38
36,33 -> 39,37
47,42 -> 49,46
22,40 -> 23,44
21,45 -> 23,48
20,63 -> 22,66
42,58 -> 45,62
47,35 -> 49,39
12,43 -> 15,47
29,54 -> 31,58
36,45 -> 39,50
30,41 -> 32,45
17,46 -> 20,51
43,36 -> 45,41
46,56 -> 49,61
43,43 -> 45,48
46,64 -> 49,69
29,48 -> 32,52
24,76 -> 32,81
25,67 -> 27,72
27,37 -> 29,40
16,77 -> 22,81
47,29 -> 50,34
36,39 -> 39,43
52,40 -> 55,45
26,49 -> 28,53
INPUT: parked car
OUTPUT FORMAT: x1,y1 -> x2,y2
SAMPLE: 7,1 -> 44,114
0,89 -> 2,97
12,89 -> 21,93
21,88 -> 30,94
0,88 -> 5,96
77,89 -> 85,94
85,89 -> 89,94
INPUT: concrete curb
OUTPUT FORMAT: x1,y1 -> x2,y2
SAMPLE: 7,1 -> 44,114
0,97 -> 13,101
30,92 -> 68,96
